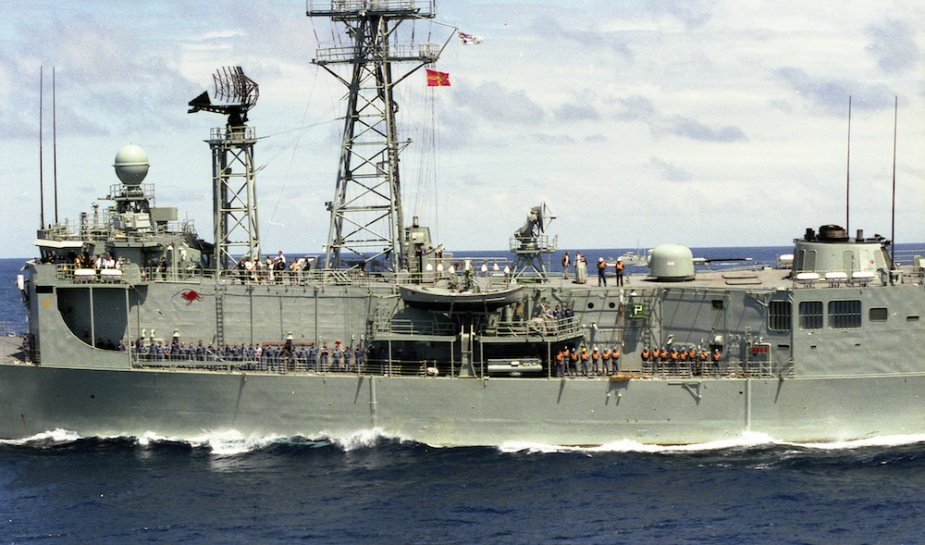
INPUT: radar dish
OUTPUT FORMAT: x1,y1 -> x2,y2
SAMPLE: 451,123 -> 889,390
188,66 -> 259,127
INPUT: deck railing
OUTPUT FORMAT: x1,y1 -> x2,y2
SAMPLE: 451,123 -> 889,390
128,353 -> 788,380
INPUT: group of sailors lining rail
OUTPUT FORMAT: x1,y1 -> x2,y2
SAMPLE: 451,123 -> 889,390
41,248 -> 319,284
554,344 -> 621,378
232,251 -> 314,284
640,345 -> 722,364
37,251 -> 125,268
552,343 -> 724,378
127,337 -> 365,372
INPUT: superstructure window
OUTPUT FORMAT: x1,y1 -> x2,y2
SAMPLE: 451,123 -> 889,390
869,307 -> 888,322
829,300 -> 862,329
768,301 -> 791,331
799,301 -> 823,329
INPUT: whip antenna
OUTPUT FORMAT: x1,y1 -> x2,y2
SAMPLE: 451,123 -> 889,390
845,96 -> 852,233
891,96 -> 898,262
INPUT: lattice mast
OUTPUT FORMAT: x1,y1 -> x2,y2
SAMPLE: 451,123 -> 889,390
308,1 -> 443,271
188,66 -> 261,271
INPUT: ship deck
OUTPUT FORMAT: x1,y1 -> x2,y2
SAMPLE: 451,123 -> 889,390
542,264 -> 890,291
37,257 -> 917,293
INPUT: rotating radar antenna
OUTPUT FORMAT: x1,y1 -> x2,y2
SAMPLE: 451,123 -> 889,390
189,67 -> 261,271
188,66 -> 259,127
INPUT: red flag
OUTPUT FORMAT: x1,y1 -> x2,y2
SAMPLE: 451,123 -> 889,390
426,68 -> 451,87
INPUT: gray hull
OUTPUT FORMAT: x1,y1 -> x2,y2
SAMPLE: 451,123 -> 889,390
3,363 -> 922,446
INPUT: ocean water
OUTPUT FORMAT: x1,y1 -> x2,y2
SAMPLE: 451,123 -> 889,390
3,253 -> 925,544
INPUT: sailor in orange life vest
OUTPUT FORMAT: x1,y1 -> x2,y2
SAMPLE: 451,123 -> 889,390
597,257 -> 607,287
614,259 -> 625,286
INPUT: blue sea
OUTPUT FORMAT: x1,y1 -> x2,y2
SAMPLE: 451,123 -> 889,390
3,251 -> 925,545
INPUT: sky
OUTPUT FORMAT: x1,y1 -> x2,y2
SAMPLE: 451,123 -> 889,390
2,1 -> 924,259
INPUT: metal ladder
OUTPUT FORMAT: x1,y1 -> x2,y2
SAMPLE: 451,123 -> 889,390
215,285 -> 225,347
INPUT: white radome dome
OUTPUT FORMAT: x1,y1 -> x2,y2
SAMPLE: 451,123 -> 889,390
113,144 -> 150,186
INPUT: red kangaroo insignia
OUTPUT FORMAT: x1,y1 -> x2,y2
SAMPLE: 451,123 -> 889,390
181,290 -> 203,305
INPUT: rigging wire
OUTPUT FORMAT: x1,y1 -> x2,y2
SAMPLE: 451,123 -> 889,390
407,75 -> 440,244
261,15 -> 341,235
408,76 -> 428,220
257,66 -> 335,225
429,87 -> 440,242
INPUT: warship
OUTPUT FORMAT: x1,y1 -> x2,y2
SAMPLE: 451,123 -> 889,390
5,1 -> 925,446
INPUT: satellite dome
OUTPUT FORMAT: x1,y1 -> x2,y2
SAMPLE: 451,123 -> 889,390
113,144 -> 150,186
648,243 -> 695,281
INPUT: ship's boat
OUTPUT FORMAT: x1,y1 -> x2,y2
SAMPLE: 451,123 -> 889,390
4,1 -> 925,447
398,283 -> 524,310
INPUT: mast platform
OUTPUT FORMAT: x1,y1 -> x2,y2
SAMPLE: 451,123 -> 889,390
307,0 -> 435,18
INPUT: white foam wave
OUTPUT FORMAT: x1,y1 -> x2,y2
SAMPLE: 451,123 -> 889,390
194,430 -> 290,456
0,428 -> 83,447
498,431 -> 925,455
323,427 -> 408,451
133,428 -> 405,455
498,432 -> 776,455
0,427 -> 412,454
785,433 -> 925,451
6,428 -> 925,454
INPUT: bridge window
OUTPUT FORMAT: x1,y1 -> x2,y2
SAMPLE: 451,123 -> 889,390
828,300 -> 862,329
768,301 -> 791,331
799,301 -> 823,329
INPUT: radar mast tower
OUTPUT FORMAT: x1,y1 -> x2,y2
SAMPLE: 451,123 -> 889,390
188,66 -> 260,271
308,0 -> 448,271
